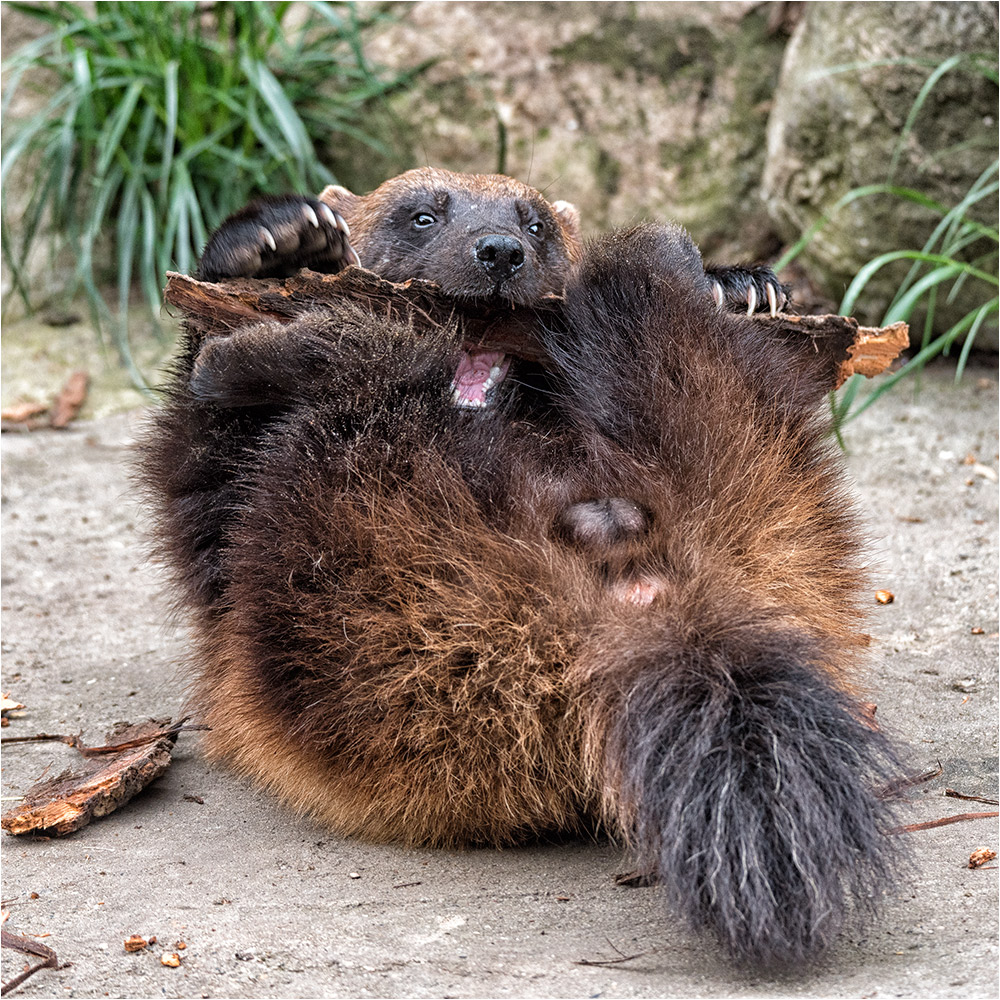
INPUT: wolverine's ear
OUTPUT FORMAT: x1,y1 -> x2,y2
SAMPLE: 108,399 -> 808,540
319,184 -> 362,220
551,199 -> 582,256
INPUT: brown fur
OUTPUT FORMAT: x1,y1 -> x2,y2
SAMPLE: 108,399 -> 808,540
140,177 -> 901,964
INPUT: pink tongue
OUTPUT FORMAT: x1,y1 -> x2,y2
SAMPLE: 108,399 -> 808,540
451,350 -> 511,408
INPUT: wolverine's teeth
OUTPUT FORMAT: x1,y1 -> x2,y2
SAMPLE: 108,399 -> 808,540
303,204 -> 320,228
746,284 -> 758,316
451,389 -> 487,409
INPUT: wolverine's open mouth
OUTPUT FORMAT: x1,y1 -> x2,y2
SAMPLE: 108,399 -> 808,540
451,350 -> 512,409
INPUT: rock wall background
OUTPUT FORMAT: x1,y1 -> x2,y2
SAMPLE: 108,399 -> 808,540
3,0 -> 997,333
354,0 -> 998,330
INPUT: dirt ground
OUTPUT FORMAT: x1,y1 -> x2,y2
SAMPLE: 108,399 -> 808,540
1,362 -> 998,999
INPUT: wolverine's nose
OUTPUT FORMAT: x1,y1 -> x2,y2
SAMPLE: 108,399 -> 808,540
474,235 -> 525,282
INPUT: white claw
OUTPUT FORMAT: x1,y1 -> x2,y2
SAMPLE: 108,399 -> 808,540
746,284 -> 757,316
711,281 -> 724,310
320,203 -> 351,237
349,246 -> 362,268
260,227 -> 277,252
766,282 -> 778,318
303,204 -> 320,228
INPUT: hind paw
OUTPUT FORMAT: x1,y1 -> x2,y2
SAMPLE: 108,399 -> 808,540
706,265 -> 788,317
196,195 -> 360,281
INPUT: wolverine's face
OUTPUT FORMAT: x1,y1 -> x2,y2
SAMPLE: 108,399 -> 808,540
324,168 -> 582,306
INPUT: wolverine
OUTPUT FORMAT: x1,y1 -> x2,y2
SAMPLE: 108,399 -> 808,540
140,168 -> 901,967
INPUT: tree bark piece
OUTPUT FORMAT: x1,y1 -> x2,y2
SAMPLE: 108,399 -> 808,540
1,718 -> 184,837
164,268 -> 909,390
48,370 -> 90,429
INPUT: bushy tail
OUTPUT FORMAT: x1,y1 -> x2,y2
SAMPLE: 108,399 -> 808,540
588,617 -> 901,966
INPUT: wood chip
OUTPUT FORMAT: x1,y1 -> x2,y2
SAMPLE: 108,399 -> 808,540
0,401 -> 49,423
969,847 -> 997,868
1,718 -> 185,836
875,590 -> 895,604
1,693 -> 24,713
48,371 -> 89,429
124,935 -> 148,952
160,952 -> 181,968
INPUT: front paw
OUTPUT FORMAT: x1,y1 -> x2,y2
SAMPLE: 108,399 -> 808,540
705,264 -> 789,317
196,195 -> 360,281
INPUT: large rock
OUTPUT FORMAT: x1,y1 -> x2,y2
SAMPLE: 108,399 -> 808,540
762,2 -> 998,338
361,1 -> 790,259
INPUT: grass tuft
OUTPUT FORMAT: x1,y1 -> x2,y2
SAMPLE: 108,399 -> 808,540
771,53 -> 998,432
2,0 -> 424,386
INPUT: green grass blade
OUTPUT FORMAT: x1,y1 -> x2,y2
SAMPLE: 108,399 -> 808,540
888,54 -> 964,178
954,298 -> 999,380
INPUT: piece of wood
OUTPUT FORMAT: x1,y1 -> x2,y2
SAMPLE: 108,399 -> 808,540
48,370 -> 89,429
163,267 -> 909,389
888,810 -> 1000,835
0,718 -> 185,837
1,927 -> 61,996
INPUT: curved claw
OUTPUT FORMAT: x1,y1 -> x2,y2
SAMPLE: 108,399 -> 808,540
746,284 -> 757,316
766,282 -> 778,318
302,204 -> 320,229
711,281 -> 725,310
320,204 -> 351,237
348,246 -> 362,268
259,227 -> 277,252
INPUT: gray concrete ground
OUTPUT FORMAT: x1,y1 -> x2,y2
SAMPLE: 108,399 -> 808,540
2,363 -> 998,1000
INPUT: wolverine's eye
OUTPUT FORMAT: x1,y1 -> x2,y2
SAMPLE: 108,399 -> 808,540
526,220 -> 544,238
412,213 -> 436,229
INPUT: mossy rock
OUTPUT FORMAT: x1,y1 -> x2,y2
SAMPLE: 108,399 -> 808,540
762,1 -> 998,342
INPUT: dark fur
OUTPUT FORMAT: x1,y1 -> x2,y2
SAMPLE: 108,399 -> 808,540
141,190 -> 902,966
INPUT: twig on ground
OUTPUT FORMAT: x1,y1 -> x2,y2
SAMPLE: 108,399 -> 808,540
945,788 -> 999,806
1,927 -> 63,996
889,811 -> 999,834
1,719 -> 207,757
879,760 -> 943,800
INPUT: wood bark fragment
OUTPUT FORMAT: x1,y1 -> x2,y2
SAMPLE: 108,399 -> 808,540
0,718 -> 189,837
163,268 -> 909,390
48,370 -> 89,429
968,847 -> 998,868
